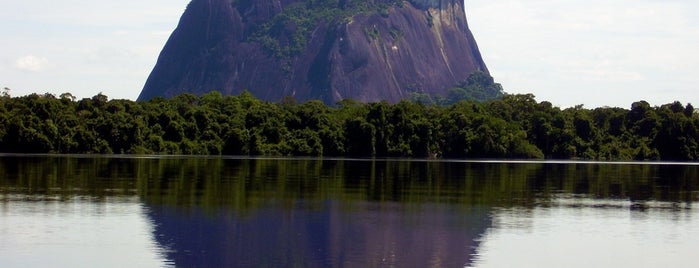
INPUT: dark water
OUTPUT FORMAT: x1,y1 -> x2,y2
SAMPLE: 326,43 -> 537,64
0,156 -> 697,267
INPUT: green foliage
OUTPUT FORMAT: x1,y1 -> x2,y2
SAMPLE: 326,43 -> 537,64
444,71 -> 505,104
0,91 -> 696,161
410,71 -> 505,105
364,25 -> 381,40
248,0 -> 405,59
388,27 -> 404,40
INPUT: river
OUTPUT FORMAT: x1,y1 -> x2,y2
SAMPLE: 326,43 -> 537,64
1,155 -> 697,267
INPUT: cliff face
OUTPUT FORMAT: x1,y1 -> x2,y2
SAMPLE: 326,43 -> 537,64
138,0 -> 488,104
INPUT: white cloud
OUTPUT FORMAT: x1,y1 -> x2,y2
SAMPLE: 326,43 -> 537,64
1,0 -> 696,106
0,0 -> 190,99
466,0 -> 699,108
14,55 -> 49,72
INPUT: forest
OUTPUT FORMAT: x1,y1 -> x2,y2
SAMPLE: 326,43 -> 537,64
0,86 -> 697,161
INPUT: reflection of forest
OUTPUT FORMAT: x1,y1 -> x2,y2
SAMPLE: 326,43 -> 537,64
1,156 -> 697,206
1,156 -> 698,266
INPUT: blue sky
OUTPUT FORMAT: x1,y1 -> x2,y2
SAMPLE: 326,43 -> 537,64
1,0 -> 697,108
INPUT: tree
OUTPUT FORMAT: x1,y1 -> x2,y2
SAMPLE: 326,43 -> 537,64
684,103 -> 695,117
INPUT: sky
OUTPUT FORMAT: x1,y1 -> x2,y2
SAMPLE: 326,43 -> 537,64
1,0 -> 697,108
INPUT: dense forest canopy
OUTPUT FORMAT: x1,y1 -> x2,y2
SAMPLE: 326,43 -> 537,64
0,86 -> 696,161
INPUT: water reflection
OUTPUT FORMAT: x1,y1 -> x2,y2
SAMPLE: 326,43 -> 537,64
472,203 -> 699,268
0,195 -> 170,268
147,202 -> 488,267
1,156 -> 698,267
132,158 -> 699,267
139,159 -> 494,267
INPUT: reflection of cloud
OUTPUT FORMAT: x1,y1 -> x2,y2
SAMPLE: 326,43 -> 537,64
15,55 -> 49,72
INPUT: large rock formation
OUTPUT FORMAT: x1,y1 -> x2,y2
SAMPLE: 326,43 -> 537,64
138,0 -> 489,104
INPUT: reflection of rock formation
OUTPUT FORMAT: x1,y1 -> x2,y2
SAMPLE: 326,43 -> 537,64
2,156 -> 698,266
145,201 -> 491,267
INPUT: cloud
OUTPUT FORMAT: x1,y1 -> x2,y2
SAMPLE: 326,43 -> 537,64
465,0 -> 699,108
15,55 -> 49,72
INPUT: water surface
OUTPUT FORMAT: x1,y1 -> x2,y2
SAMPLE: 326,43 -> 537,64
0,156 -> 697,267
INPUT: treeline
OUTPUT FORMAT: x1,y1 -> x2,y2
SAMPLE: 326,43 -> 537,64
0,91 -> 697,160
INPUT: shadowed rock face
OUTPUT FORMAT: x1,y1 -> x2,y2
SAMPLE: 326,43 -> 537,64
139,0 -> 488,104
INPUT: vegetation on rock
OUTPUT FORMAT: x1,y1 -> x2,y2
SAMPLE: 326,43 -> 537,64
250,0 -> 405,58
410,71 -> 505,105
